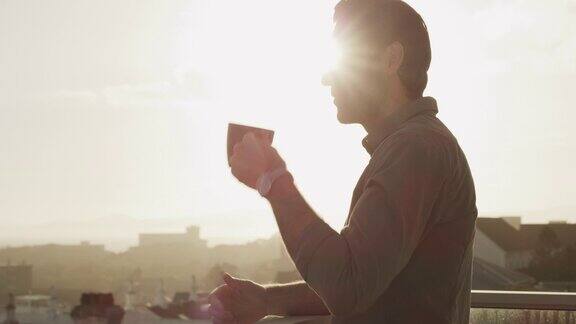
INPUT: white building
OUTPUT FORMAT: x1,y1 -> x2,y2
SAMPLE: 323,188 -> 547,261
474,216 -> 576,270
138,226 -> 207,249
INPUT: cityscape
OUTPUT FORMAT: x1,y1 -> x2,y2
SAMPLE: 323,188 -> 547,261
0,216 -> 575,323
1,0 -> 576,322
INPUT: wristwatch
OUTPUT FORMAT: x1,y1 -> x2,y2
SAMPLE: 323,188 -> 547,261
256,166 -> 288,197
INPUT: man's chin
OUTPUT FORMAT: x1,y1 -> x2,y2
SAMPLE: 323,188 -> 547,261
336,109 -> 359,124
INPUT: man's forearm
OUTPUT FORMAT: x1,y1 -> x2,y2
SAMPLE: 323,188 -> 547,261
264,172 -> 363,316
266,172 -> 319,251
265,281 -> 329,316
265,172 -> 339,315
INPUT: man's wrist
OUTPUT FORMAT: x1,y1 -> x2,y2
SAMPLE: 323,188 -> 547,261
263,285 -> 275,315
263,284 -> 284,316
266,171 -> 297,201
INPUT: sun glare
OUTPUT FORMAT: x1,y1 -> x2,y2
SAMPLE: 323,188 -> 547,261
320,38 -> 342,76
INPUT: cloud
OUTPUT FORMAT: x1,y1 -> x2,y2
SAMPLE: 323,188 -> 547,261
37,67 -> 211,110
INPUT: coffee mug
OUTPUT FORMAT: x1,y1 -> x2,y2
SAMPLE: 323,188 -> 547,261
227,123 -> 274,166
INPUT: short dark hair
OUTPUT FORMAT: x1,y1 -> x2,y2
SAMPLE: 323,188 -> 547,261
334,0 -> 431,98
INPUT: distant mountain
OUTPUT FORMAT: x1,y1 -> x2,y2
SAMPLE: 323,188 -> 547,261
0,211 -> 279,252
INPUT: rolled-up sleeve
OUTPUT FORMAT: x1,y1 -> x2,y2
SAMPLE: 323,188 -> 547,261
291,135 -> 448,317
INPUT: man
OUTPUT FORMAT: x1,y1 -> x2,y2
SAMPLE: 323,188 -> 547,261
210,0 -> 477,323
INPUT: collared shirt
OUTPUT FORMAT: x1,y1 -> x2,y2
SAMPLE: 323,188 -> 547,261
293,97 -> 478,323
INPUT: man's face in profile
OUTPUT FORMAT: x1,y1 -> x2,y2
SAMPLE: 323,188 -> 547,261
323,18 -> 389,125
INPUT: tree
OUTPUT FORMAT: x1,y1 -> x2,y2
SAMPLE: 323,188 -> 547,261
525,241 -> 576,283
530,226 -> 560,267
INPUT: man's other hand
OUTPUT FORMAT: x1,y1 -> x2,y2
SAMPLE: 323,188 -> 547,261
208,273 -> 268,324
229,132 -> 285,189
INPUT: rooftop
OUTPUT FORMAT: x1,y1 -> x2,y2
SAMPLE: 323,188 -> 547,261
476,217 -> 576,252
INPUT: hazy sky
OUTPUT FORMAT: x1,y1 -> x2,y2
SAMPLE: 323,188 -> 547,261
1,0 -> 575,251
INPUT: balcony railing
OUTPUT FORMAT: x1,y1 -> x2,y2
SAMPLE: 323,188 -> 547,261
470,290 -> 576,324
262,290 -> 576,324
471,290 -> 576,311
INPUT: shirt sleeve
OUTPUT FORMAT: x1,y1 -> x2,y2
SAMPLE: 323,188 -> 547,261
292,135 -> 448,317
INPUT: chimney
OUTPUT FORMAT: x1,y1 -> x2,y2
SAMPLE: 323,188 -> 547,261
501,216 -> 522,230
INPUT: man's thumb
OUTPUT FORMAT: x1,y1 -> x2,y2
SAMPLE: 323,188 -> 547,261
222,272 -> 241,289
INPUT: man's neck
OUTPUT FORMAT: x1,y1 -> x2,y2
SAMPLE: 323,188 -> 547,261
361,93 -> 412,135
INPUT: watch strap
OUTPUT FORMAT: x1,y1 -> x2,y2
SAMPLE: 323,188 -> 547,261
268,165 -> 288,181
257,166 -> 288,197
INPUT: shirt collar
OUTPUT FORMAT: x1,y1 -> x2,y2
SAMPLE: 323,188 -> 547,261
361,96 -> 439,155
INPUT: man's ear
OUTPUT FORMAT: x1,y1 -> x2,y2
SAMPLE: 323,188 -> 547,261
384,41 -> 404,75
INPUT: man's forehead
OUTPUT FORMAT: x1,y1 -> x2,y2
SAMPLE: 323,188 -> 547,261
333,0 -> 349,23
333,0 -> 355,28
333,0 -> 378,23
332,0 -> 383,37
333,1 -> 382,49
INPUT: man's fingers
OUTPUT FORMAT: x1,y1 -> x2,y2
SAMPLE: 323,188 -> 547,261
233,142 -> 241,155
242,132 -> 256,143
209,298 -> 236,324
242,132 -> 266,155
212,310 -> 234,320
212,312 -> 236,324
230,167 -> 253,188
209,295 -> 225,311
222,272 -> 233,285
257,130 -> 273,145
224,272 -> 250,291
223,272 -> 242,290
209,307 -> 235,321
213,318 -> 236,324
223,274 -> 250,300
233,132 -> 275,166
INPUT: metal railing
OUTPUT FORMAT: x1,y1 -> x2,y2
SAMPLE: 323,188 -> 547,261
263,290 -> 576,323
471,290 -> 576,311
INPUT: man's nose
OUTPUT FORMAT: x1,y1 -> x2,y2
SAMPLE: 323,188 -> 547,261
321,71 -> 334,87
